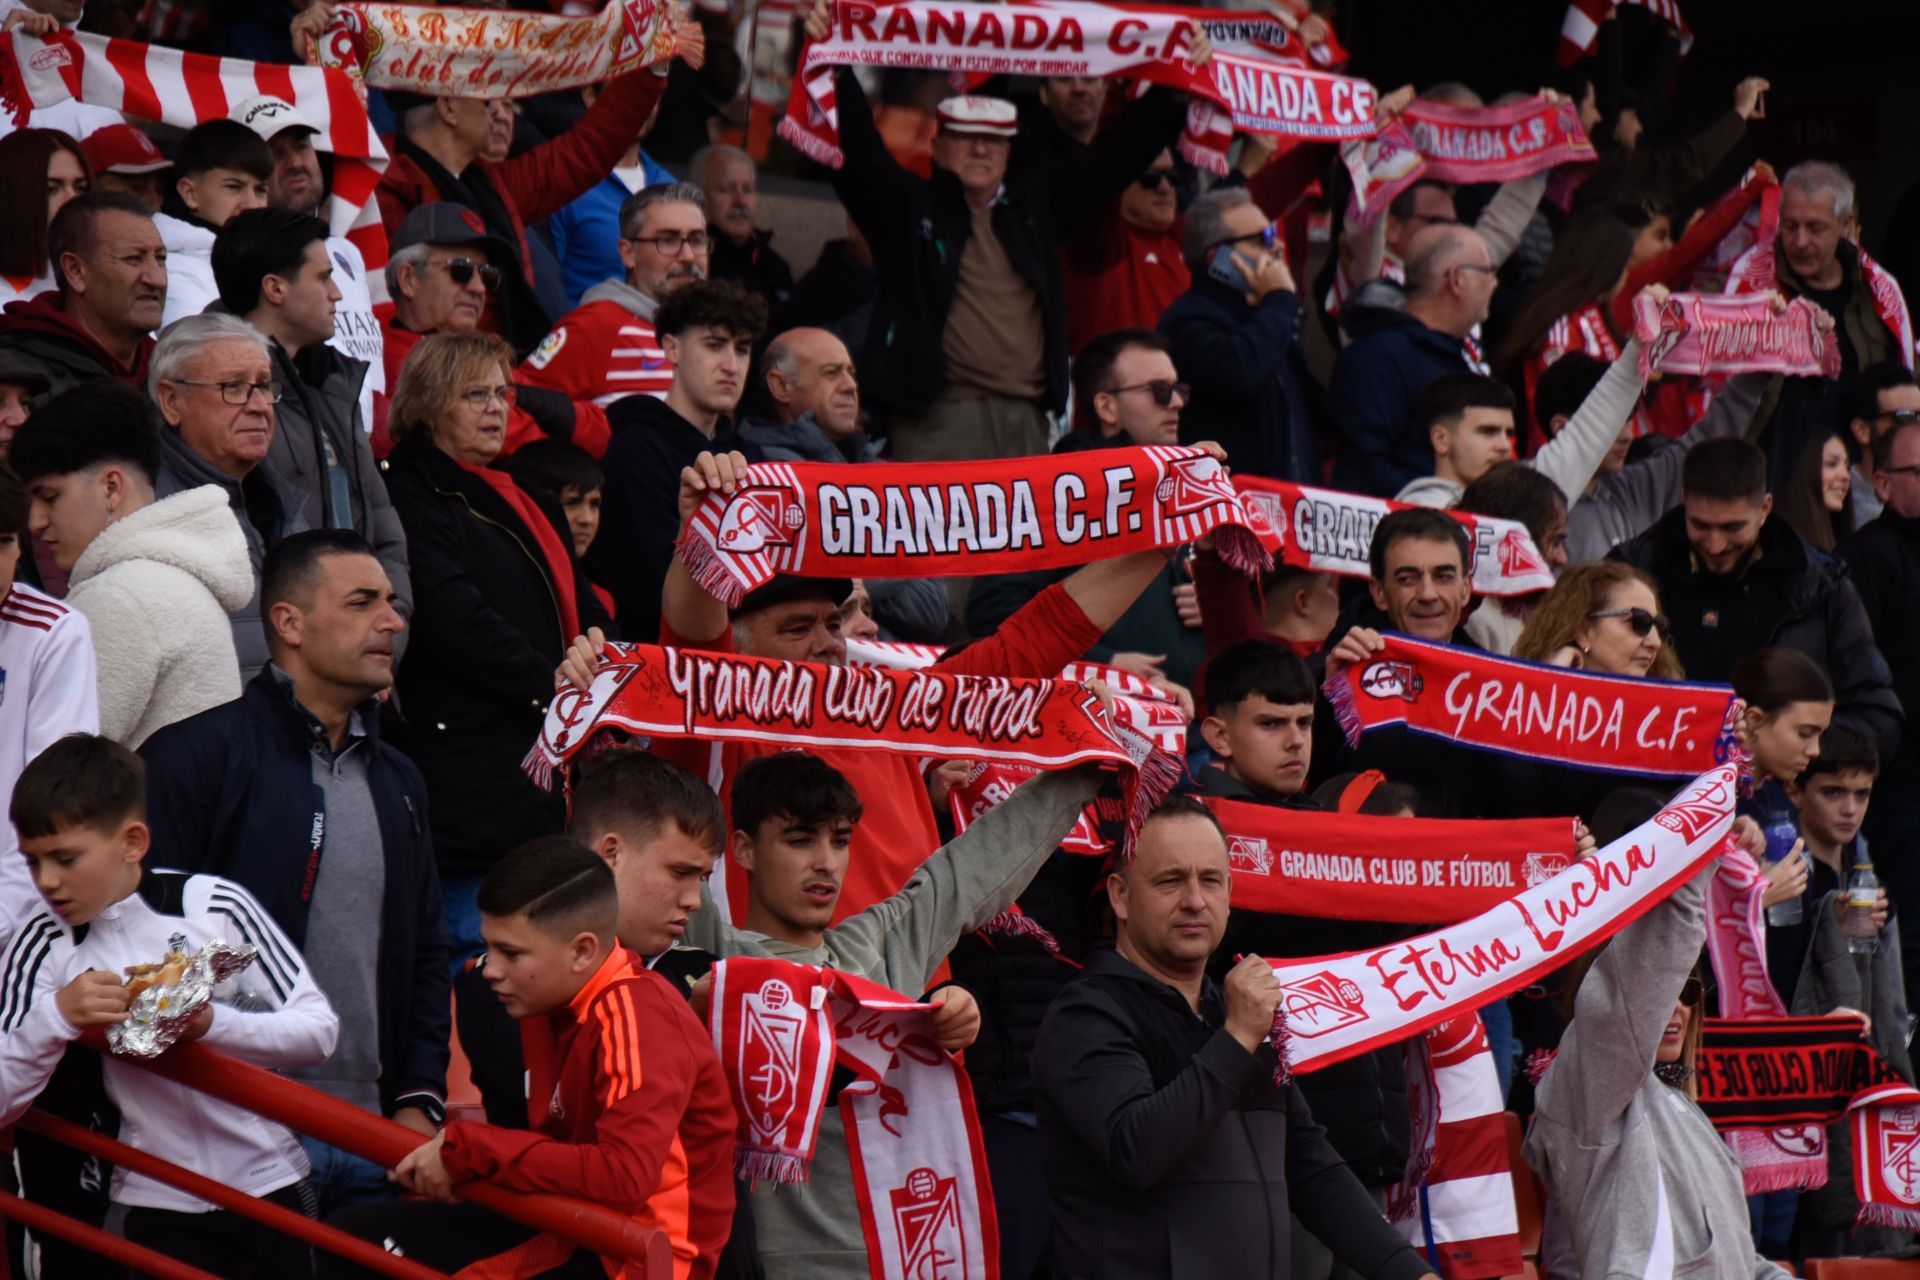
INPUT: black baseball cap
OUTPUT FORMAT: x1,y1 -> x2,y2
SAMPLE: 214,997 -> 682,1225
390,202 -> 515,265
730,576 -> 854,619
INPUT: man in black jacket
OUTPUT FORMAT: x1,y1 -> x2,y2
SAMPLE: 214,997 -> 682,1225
1032,796 -> 1438,1280
1611,438 -> 1902,761
139,530 -> 450,1215
214,208 -> 413,651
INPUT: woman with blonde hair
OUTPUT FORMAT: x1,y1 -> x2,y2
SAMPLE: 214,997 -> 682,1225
1513,561 -> 1683,679
382,333 -> 614,964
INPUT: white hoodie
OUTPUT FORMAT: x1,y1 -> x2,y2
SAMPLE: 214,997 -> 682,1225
154,212 -> 218,329
66,485 -> 255,748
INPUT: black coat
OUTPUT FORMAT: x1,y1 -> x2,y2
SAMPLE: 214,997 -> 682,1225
1842,509 -> 1920,781
1612,508 -> 1903,762
139,671 -> 450,1121
1033,947 -> 1433,1280
381,434 -> 614,873
1159,280 -> 1317,482
828,68 -> 1187,417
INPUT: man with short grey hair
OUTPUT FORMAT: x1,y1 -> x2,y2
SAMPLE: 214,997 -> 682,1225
694,144 -> 794,334
150,312 -> 309,677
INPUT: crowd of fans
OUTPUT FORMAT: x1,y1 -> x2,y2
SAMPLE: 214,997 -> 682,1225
0,0 -> 1917,1276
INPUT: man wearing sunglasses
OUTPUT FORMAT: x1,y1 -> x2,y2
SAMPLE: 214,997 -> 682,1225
1062,149 -> 1189,355
1844,361 -> 1920,527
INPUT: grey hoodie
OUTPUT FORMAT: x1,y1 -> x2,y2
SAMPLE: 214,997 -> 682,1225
736,413 -> 882,465
580,275 -> 658,319
1526,866 -> 1789,1280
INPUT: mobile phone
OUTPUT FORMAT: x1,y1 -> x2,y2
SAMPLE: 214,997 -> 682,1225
1207,243 -> 1254,294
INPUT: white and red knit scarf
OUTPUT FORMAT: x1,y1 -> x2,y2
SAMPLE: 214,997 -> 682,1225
778,0 -> 1377,175
1727,232 -> 1915,372
523,641 -> 1177,848
0,31 -> 390,298
1557,0 -> 1692,66
1201,798 -> 1578,924
1632,291 -> 1841,380
314,0 -> 702,99
677,448 -> 1276,608
1233,477 -> 1557,598
1342,96 -> 1595,224
710,959 -> 998,1280
1324,633 -> 1742,779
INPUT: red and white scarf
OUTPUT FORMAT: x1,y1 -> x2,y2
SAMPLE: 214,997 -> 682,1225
1342,97 -> 1595,224
1233,476 -> 1557,598
1324,633 -> 1741,779
1393,1015 -> 1524,1280
1726,233 -> 1915,372
0,31 -> 390,299
1271,766 -> 1736,1075
677,448 -> 1276,608
315,0 -> 701,99
710,959 -> 998,1280
523,641 -> 1177,848
1202,798 -> 1577,924
1557,0 -> 1692,66
1632,291 -> 1841,381
778,0 -> 1377,176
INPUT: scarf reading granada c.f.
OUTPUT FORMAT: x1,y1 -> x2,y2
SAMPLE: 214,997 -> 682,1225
1342,96 -> 1595,223
677,447 -> 1278,608
1632,292 -> 1841,381
1324,632 -> 1741,778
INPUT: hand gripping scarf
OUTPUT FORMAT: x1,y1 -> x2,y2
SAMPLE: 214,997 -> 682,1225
1269,766 -> 1737,1076
1694,1016 -> 1920,1229
314,0 -> 703,98
1632,292 -> 1841,380
1342,97 -> 1596,224
1200,798 -> 1578,924
1727,230 -> 1915,373
710,959 -> 999,1280
522,642 -> 1177,849
0,31 -> 390,297
1324,633 -> 1741,779
778,0 -> 1377,175
1232,476 -> 1557,598
676,447 -> 1277,608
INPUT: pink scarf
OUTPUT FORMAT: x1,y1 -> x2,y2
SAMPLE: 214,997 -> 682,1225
1632,292 -> 1841,380
1343,97 -> 1595,224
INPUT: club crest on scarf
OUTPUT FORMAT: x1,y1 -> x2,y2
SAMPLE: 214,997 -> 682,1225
1523,851 -> 1573,887
1156,453 -> 1235,516
742,978 -> 807,1144
1879,1109 -> 1920,1205
1498,526 -> 1547,578
716,485 -> 806,553
1281,971 -> 1369,1038
1359,660 -> 1422,703
1227,834 -> 1274,876
890,1167 -> 967,1279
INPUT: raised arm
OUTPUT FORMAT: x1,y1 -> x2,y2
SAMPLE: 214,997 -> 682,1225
1529,335 -> 1647,505
491,69 -> 671,226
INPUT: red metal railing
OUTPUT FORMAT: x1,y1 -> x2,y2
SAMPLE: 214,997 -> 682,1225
0,1032 -> 672,1279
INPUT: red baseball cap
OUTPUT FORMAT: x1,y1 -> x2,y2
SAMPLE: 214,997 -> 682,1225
81,124 -> 170,176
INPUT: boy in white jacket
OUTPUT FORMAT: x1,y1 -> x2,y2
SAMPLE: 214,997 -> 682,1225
0,735 -> 338,1276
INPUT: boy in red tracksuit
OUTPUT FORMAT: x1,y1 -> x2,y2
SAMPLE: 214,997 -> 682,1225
321,838 -> 737,1280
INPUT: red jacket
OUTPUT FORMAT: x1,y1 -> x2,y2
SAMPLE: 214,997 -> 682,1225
440,949 -> 736,1280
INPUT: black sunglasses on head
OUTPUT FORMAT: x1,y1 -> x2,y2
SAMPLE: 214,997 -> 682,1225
1589,606 -> 1669,638
1679,976 -> 1704,1008
1105,379 -> 1190,408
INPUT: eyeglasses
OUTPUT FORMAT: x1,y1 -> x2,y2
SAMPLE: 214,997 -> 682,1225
1105,380 -> 1190,408
459,385 -> 517,410
1403,212 -> 1461,229
624,231 -> 711,256
1679,976 -> 1704,1008
171,379 -> 281,406
1881,463 -> 1920,479
1135,168 -> 1177,191
1589,606 -> 1670,638
1208,222 -> 1279,254
1874,409 -> 1920,425
1452,262 -> 1498,278
435,257 -> 502,291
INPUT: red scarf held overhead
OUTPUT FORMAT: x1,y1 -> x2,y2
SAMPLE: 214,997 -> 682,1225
1202,797 -> 1577,924
1633,292 -> 1841,381
1341,96 -> 1596,224
522,642 -> 1176,850
709,959 -> 999,1280
1323,632 -> 1741,779
1726,228 -> 1915,374
677,448 -> 1277,609
463,461 -> 580,641
1232,476 -> 1557,598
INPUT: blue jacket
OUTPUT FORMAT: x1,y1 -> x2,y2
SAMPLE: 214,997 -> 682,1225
1158,281 -> 1316,482
138,670 -> 451,1123
543,157 -> 678,308
1328,311 -> 1475,497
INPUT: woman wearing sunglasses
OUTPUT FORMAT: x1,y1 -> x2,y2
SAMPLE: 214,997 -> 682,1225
1513,561 -> 1682,678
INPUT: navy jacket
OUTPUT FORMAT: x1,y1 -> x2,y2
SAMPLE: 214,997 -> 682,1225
139,670 -> 451,1123
1158,281 -> 1316,482
1328,310 -> 1476,497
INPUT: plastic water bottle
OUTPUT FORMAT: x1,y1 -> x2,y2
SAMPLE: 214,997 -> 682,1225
1845,857 -> 1881,956
1764,816 -> 1804,927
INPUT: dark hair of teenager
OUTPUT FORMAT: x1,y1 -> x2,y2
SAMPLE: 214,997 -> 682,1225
1731,647 -> 1835,716
1386,178 -> 1453,222
731,752 -> 863,837
10,734 -> 147,839
0,128 -> 90,278
1311,770 -> 1421,816
211,206 -> 331,315
1531,351 -> 1608,432
260,529 -> 378,621
1413,372 -> 1516,431
1681,437 -> 1768,505
172,119 -> 273,181
1458,461 -> 1566,555
567,748 -> 725,854
654,278 -> 768,343
0,463 -> 29,533
47,191 -> 156,296
1201,639 -> 1316,717
1798,723 -> 1879,786
1070,328 -> 1172,431
1493,207 -> 1636,375
506,439 -> 606,502
475,835 -> 618,939
6,382 -> 163,489
1368,505 -> 1472,582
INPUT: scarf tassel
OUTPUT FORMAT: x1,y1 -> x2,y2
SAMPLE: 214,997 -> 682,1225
1213,526 -> 1276,579
1738,1162 -> 1827,1196
674,525 -> 751,607
735,1146 -> 811,1188
774,115 -> 845,169
1324,669 -> 1362,749
1855,1202 -> 1920,1232
1267,1006 -> 1294,1086
1121,739 -> 1184,859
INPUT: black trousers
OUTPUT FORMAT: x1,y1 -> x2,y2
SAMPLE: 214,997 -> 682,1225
123,1182 -> 316,1279
7,1048 -> 122,1279
318,1200 -> 604,1279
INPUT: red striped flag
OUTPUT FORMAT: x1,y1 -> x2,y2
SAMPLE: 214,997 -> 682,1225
1396,1015 -> 1524,1280
1,30 -> 390,303
1558,0 -> 1693,67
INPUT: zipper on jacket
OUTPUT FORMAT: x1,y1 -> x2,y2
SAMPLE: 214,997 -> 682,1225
434,484 -> 568,652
